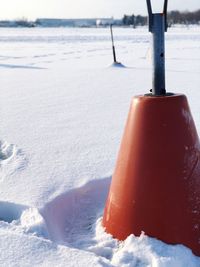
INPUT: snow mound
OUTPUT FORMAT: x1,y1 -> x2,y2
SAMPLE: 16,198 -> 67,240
110,233 -> 199,267
0,201 -> 48,239
110,62 -> 126,68
41,177 -> 111,244
85,218 -> 200,267
40,177 -> 200,267
20,207 -> 49,238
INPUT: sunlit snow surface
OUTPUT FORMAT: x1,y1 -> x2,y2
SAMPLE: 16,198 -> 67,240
0,26 -> 200,266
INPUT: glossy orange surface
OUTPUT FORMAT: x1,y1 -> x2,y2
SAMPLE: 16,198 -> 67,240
103,94 -> 200,256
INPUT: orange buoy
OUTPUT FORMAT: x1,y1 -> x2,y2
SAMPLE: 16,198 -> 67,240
102,94 -> 200,255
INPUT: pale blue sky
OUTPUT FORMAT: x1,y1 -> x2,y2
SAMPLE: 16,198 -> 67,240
1,0 -> 199,20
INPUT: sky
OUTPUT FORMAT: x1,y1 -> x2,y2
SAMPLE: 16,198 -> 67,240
0,0 -> 199,20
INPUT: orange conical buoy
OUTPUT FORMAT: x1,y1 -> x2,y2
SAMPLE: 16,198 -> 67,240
102,94 -> 200,256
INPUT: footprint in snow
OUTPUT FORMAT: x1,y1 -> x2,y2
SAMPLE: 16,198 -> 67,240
0,140 -> 27,182
0,140 -> 16,161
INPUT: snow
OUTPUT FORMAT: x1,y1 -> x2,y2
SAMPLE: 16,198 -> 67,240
0,26 -> 200,266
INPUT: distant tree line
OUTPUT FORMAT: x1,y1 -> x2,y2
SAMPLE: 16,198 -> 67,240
122,10 -> 200,27
15,18 -> 35,27
0,18 -> 35,27
122,15 -> 147,27
168,10 -> 200,25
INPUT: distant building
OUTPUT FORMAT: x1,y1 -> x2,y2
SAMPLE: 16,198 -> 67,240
36,18 -> 94,27
35,18 -> 118,27
96,18 -> 114,26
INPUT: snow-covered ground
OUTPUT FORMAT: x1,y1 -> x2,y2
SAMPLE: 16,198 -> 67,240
0,26 -> 200,266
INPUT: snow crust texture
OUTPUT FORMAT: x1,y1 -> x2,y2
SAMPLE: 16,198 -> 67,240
0,26 -> 200,266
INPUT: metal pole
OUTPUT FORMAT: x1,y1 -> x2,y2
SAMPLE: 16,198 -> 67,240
163,0 -> 168,31
110,24 -> 117,63
146,0 -> 168,96
152,14 -> 166,95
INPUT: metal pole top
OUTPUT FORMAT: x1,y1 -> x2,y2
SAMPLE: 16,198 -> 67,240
146,0 -> 168,32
